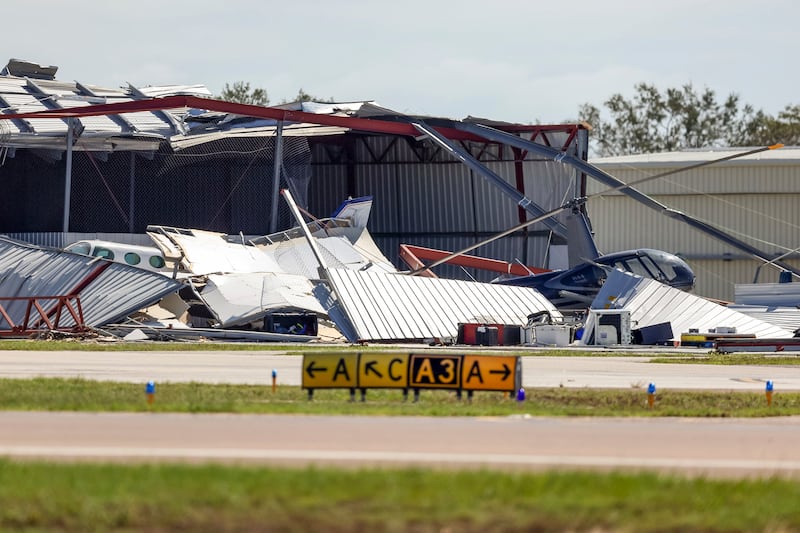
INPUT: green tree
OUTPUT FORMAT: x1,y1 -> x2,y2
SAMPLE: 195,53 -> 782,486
735,104 -> 800,147
218,81 -> 269,106
579,83 -> 770,156
281,88 -> 335,104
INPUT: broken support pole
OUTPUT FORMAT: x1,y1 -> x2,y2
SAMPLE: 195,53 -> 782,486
269,121 -> 284,233
280,188 -> 329,279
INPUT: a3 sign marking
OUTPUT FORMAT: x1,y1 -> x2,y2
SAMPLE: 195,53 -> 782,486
302,353 -> 520,393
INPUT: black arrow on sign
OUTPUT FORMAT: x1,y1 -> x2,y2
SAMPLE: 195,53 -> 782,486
489,364 -> 511,381
364,361 -> 384,378
305,361 -> 328,378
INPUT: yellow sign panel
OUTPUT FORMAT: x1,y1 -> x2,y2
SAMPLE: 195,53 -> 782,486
408,354 -> 462,389
461,355 -> 519,392
358,353 -> 410,389
302,354 -> 359,389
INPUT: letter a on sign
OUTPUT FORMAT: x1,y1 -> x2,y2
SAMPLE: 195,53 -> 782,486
415,358 -> 435,384
333,358 -> 351,382
466,360 -> 483,384
461,355 -> 519,392
302,354 -> 358,389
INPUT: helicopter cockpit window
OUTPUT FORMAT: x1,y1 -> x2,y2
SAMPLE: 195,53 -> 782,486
611,259 -> 648,277
638,255 -> 667,281
625,258 -> 655,279
644,251 -> 682,282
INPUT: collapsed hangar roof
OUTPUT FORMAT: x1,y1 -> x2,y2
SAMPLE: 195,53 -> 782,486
0,58 -> 364,153
0,58 -> 588,155
0,58 -> 210,150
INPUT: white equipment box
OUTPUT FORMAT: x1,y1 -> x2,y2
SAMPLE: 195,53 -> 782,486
589,309 -> 632,346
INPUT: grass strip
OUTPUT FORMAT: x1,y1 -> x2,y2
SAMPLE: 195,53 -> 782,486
2,339 -> 632,356
0,460 -> 797,532
652,353 -> 800,365
0,378 -> 797,417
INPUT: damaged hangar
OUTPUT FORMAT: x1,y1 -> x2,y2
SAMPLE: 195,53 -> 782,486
3,60 -> 796,345
0,58 -> 603,342
0,58 -> 588,282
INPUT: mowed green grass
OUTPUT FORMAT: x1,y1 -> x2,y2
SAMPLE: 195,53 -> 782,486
3,345 -> 800,532
1,460 -> 799,533
0,377 -> 796,416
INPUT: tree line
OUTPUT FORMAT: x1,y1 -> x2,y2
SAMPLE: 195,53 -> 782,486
219,80 -> 800,156
578,82 -> 800,156
218,81 -> 333,107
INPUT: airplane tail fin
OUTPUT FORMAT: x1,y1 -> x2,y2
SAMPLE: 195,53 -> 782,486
565,206 -> 600,268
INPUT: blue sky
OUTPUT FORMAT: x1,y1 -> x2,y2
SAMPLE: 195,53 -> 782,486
5,0 -> 797,124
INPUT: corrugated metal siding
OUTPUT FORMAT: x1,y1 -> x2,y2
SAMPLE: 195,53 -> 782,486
354,163 -> 400,232
308,163 -> 349,217
395,163 -> 476,233
587,194 -> 799,256
591,149 -> 800,195
355,160 -> 527,235
589,163 -> 800,196
311,141 -> 580,278
325,268 -> 560,342
687,259 -> 800,303
735,282 -> 800,306
467,167 -> 521,232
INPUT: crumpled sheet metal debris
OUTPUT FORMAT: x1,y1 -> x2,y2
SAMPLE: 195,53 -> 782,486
582,269 -> 792,343
0,236 -> 183,329
320,267 -> 561,343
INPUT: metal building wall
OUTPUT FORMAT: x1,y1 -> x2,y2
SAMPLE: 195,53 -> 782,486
587,154 -> 800,301
308,131 -> 584,281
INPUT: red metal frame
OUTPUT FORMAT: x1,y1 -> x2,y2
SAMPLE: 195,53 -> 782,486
0,95 -> 585,150
399,244 -> 550,277
0,295 -> 86,337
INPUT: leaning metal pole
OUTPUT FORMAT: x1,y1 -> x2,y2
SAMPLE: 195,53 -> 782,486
269,121 -> 285,233
62,117 -> 74,234
280,188 -> 329,280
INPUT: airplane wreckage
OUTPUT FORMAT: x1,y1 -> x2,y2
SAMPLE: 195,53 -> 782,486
0,96 -> 799,348
1,189 -> 797,348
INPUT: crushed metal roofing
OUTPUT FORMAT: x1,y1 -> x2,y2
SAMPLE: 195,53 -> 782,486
199,273 -> 326,328
266,233 -> 396,280
0,59 -> 369,152
147,226 -> 285,275
318,268 -> 561,343
731,283 -> 800,333
580,269 -> 792,343
0,236 -> 183,328
0,63 -> 212,151
727,305 -> 800,335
